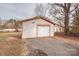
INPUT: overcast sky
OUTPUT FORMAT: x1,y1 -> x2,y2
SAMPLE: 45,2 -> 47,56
0,3 -> 37,20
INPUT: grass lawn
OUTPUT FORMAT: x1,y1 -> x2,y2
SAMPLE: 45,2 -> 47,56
0,32 -> 79,56
0,32 -> 21,39
0,32 -> 25,56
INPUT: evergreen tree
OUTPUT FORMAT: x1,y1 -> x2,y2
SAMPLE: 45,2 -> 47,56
72,9 -> 79,33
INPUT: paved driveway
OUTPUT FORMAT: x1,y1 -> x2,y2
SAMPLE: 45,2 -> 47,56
25,37 -> 79,56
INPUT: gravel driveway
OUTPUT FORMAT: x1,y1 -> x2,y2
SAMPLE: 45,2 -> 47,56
25,37 -> 79,56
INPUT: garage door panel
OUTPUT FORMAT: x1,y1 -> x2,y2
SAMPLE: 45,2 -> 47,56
37,26 -> 50,37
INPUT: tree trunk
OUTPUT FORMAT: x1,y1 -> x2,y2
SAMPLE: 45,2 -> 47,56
64,3 -> 70,35
15,27 -> 19,32
15,29 -> 19,32
64,9 -> 70,35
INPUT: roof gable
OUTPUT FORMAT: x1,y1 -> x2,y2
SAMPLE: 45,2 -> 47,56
21,16 -> 63,27
21,16 -> 55,25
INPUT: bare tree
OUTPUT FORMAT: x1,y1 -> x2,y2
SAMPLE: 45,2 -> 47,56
49,3 -> 79,35
0,19 -> 3,31
35,4 -> 48,17
6,19 -> 21,32
0,18 -> 6,31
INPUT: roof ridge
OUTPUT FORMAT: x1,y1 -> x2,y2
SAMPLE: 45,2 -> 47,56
21,16 -> 63,27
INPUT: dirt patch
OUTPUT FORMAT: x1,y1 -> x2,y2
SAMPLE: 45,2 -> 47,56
54,35 -> 79,46
6,37 -> 19,41
27,49 -> 48,56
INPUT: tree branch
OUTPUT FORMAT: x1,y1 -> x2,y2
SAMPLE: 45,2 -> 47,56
70,4 -> 79,13
55,3 -> 65,8
52,15 -> 63,20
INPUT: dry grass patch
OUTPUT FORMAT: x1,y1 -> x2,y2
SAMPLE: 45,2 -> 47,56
0,40 -> 24,56
0,32 -> 25,56
54,35 -> 79,46
0,32 -> 21,39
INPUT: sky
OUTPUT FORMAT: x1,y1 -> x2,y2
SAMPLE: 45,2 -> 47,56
0,3 -> 37,20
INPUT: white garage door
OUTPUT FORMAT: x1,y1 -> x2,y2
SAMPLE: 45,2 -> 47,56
37,26 -> 50,37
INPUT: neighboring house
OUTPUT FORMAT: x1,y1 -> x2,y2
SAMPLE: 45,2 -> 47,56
3,29 -> 16,32
0,29 -> 22,32
0,29 -> 16,32
21,16 -> 63,39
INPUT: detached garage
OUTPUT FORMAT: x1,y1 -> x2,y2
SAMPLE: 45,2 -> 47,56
21,16 -> 62,38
